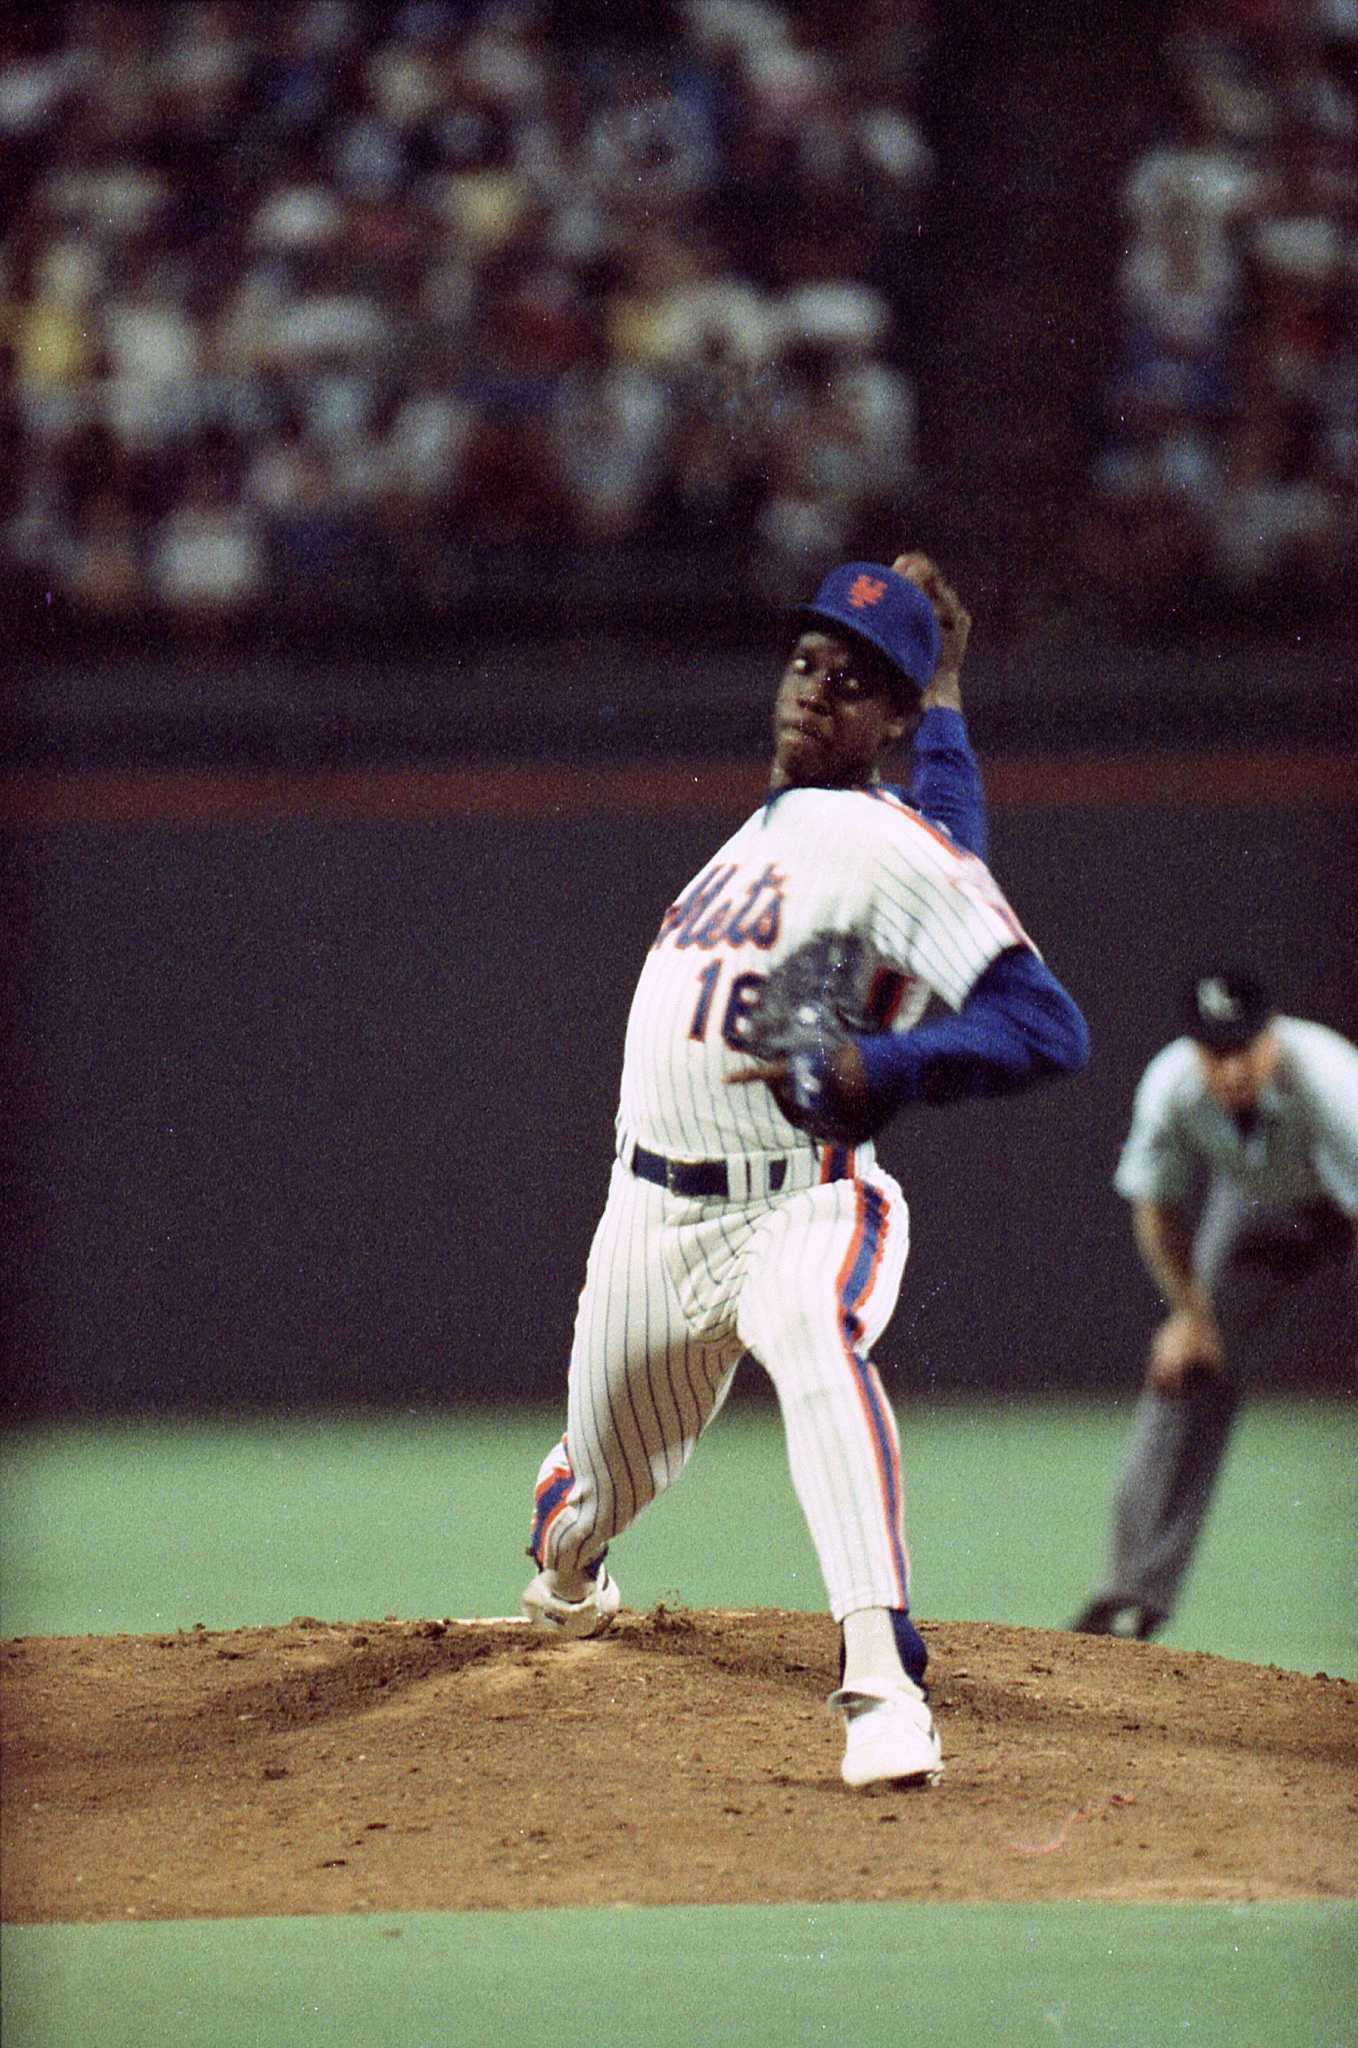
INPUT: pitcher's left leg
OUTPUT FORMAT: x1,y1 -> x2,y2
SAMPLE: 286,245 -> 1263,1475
738,1170 -> 941,1787
737,1171 -> 915,1626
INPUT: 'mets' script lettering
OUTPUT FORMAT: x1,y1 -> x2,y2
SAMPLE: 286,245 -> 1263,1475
654,862 -> 786,952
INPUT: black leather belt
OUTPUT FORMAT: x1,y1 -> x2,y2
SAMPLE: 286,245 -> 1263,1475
629,1143 -> 788,1198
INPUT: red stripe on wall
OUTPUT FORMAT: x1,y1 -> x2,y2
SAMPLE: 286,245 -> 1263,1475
985,753 -> 1355,808
0,753 -> 1352,829
0,762 -> 765,828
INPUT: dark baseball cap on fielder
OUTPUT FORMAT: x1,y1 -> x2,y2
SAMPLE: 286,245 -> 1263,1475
792,561 -> 942,693
1183,966 -> 1274,1052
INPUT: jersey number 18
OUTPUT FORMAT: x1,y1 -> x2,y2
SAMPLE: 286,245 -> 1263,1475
689,963 -> 767,1051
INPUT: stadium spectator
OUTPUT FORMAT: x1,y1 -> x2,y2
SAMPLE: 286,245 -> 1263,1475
61,487 -> 147,620
147,460 -> 269,624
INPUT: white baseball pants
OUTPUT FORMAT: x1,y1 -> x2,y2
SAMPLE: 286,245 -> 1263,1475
529,1158 -> 915,1620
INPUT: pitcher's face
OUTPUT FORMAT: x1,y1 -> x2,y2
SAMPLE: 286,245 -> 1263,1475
770,631 -> 913,790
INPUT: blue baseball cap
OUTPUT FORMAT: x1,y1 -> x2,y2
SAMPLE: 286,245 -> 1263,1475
792,561 -> 943,694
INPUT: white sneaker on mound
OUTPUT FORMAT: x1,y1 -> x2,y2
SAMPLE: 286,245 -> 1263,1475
830,1680 -> 943,1789
520,1565 -> 621,1638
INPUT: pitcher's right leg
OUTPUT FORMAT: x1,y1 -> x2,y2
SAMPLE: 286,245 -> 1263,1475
522,1166 -> 740,1629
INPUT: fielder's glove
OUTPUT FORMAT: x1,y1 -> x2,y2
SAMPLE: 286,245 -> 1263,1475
736,930 -> 880,1145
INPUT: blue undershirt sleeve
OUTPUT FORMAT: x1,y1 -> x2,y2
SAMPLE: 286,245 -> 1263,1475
855,945 -> 1090,1110
907,707 -> 987,861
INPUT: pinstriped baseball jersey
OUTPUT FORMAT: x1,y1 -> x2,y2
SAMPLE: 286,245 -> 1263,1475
619,783 -> 1031,1161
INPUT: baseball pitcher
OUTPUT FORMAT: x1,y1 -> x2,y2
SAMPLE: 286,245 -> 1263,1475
522,551 -> 1089,1789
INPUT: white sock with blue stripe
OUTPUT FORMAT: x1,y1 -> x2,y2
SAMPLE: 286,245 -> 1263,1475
841,1606 -> 926,1695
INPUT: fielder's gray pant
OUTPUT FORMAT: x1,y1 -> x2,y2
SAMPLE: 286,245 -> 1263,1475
1099,1186 -> 1355,1621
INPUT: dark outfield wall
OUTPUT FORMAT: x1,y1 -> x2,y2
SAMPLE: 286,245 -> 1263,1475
4,778 -> 1355,1417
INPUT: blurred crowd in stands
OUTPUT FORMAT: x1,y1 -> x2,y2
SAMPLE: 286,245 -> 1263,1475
1085,0 -> 1358,627
0,0 -> 935,633
1,1 -> 1353,647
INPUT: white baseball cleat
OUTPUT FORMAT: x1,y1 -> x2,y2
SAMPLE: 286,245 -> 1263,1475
520,1565 -> 622,1638
830,1680 -> 944,1789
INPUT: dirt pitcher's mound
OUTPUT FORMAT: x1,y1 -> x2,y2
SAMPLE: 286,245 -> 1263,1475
2,1608 -> 1354,1923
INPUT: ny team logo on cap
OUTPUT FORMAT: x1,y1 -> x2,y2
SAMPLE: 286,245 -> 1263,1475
795,560 -> 942,691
